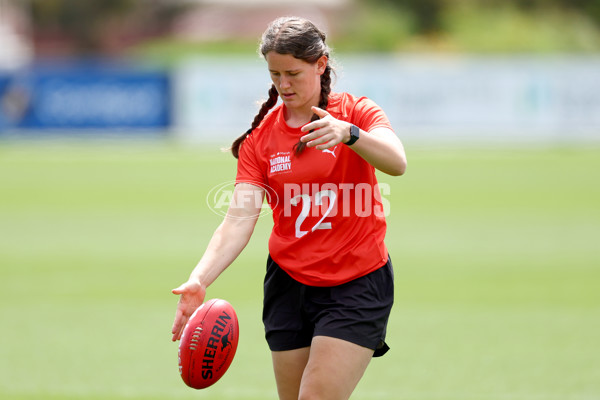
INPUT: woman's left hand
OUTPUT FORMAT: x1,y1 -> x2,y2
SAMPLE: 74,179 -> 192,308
300,106 -> 351,150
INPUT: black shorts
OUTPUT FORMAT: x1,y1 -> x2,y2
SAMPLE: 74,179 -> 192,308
262,255 -> 394,357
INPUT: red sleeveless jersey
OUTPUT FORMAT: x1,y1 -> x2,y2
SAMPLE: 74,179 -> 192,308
235,92 -> 392,286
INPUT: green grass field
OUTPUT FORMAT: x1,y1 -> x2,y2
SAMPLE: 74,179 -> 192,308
1,140 -> 599,400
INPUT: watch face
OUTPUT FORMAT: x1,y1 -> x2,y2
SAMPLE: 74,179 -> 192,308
347,124 -> 360,145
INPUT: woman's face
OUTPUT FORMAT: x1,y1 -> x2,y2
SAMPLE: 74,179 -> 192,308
265,51 -> 327,115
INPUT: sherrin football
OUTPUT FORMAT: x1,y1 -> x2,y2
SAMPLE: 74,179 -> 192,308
178,298 -> 239,389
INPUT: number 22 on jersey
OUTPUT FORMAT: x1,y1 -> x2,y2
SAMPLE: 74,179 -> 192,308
290,190 -> 337,238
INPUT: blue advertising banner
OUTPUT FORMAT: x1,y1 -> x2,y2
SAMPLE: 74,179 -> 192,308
1,61 -> 171,131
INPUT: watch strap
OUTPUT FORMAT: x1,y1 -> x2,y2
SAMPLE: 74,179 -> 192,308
345,124 -> 360,146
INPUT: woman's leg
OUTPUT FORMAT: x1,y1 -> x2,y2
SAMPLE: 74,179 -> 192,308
272,347 -> 311,400
298,336 -> 374,400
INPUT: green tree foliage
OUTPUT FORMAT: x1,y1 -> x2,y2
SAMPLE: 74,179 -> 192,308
373,0 -> 600,35
29,0 -> 187,54
30,0 -> 136,53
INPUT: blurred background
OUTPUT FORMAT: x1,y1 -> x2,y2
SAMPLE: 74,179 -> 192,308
1,1 -> 599,400
1,0 -> 600,142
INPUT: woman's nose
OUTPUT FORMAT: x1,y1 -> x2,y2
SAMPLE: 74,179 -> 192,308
279,77 -> 291,89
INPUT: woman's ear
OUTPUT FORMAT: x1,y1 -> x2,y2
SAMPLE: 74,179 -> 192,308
316,55 -> 328,75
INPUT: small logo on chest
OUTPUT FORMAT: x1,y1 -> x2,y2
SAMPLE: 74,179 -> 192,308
322,145 -> 339,158
269,151 -> 292,174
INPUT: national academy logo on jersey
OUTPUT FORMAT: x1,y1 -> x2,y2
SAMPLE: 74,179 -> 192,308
269,151 -> 292,175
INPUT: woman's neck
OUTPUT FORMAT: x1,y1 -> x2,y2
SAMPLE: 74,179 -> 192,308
283,104 -> 316,128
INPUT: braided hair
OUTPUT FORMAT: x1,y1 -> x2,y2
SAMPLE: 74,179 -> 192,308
231,85 -> 278,159
231,17 -> 334,159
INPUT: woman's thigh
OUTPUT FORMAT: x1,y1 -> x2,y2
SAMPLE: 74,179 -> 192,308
271,347 -> 310,400
299,336 -> 374,400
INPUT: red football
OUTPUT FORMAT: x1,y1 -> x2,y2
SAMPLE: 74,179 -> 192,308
178,298 -> 239,389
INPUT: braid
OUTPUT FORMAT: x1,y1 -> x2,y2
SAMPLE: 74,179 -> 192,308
293,65 -> 332,156
231,85 -> 279,159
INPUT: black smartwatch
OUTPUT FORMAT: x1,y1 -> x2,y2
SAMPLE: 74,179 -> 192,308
345,124 -> 360,146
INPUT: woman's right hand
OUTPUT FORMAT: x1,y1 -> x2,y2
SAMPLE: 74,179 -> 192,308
171,280 -> 206,341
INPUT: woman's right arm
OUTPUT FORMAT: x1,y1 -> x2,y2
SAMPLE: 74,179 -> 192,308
171,183 -> 265,341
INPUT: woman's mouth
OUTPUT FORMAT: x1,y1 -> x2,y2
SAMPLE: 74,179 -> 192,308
281,93 -> 295,100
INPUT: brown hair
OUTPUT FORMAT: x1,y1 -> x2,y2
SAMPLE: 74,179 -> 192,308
231,16 -> 333,159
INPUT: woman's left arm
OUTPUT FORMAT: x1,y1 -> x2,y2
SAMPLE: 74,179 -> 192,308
301,106 -> 407,176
